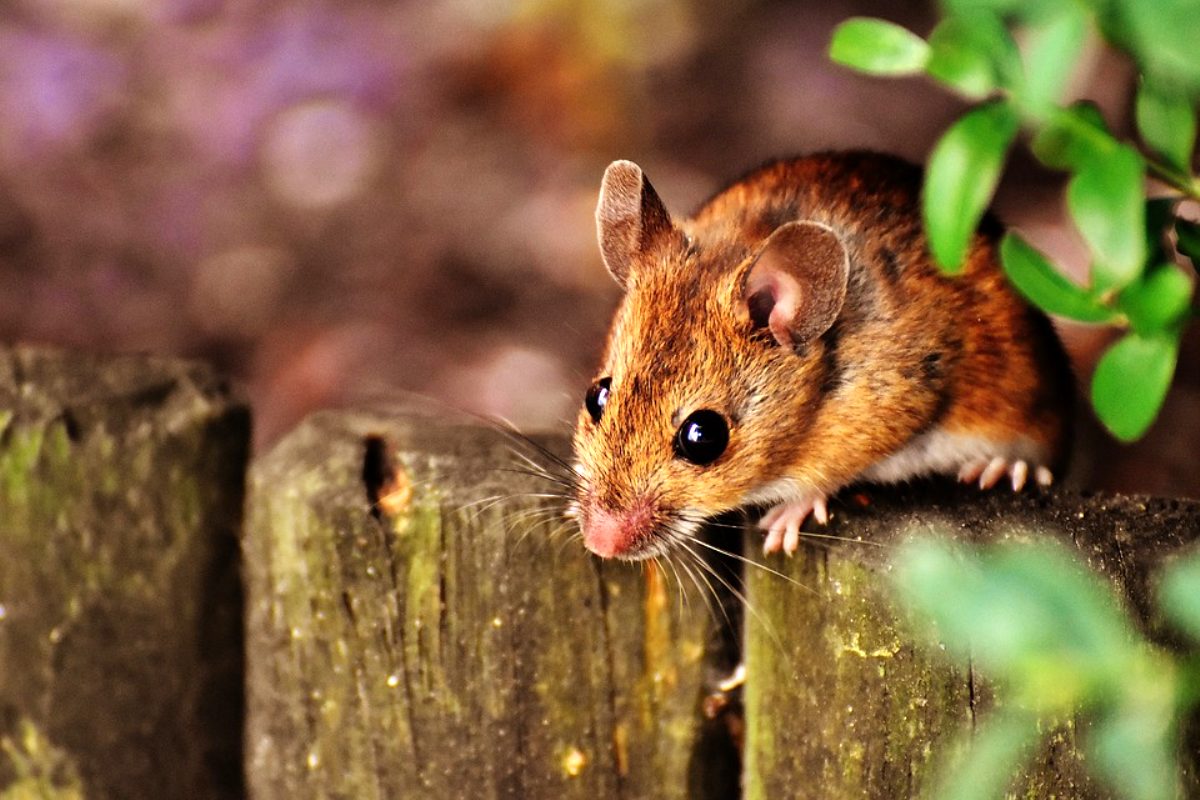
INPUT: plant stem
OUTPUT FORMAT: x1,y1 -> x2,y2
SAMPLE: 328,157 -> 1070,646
1146,160 -> 1200,202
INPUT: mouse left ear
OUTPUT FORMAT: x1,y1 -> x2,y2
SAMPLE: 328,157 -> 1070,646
742,221 -> 849,349
596,160 -> 675,290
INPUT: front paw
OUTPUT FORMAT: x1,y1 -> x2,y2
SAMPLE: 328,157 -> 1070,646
758,495 -> 830,556
957,457 -> 1054,491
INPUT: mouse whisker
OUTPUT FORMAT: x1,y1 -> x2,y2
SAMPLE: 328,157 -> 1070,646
672,553 -> 706,613
555,528 -> 585,557
503,449 -> 578,485
654,554 -> 691,615
508,506 -> 573,549
493,467 -> 576,490
458,494 -> 521,525
675,546 -> 736,631
686,513 -> 893,550
676,538 -> 783,650
679,525 -> 818,596
495,454 -> 577,485
494,426 -> 576,476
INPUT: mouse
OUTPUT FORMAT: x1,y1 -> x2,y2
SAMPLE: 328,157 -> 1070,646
569,151 -> 1073,560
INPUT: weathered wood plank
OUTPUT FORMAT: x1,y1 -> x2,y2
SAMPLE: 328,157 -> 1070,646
743,484 -> 1200,799
0,346 -> 249,799
244,408 -> 728,799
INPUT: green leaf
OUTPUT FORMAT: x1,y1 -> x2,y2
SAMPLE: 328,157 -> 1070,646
1067,145 -> 1147,289
930,711 -> 1038,800
1176,218 -> 1200,265
939,0 -> 1066,22
1017,8 -> 1088,117
892,539 -> 983,661
1031,102 -> 1116,171
1000,233 -> 1113,322
1091,330 -> 1180,441
829,18 -> 930,75
1114,0 -> 1200,97
1136,80 -> 1197,172
1088,706 -> 1180,800
926,12 -> 1021,98
894,537 -> 1135,703
923,101 -> 1019,272
1159,550 -> 1200,643
978,543 -> 1134,685
1118,263 -> 1194,335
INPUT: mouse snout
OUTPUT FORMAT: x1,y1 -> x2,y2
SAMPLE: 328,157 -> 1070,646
581,501 -> 656,559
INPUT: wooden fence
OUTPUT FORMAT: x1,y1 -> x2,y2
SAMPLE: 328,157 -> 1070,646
2,346 -> 1198,798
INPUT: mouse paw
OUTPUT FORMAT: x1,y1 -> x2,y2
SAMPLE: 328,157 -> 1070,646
758,495 -> 830,556
957,457 -> 1054,491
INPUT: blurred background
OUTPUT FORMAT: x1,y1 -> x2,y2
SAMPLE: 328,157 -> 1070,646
0,0 -> 1195,496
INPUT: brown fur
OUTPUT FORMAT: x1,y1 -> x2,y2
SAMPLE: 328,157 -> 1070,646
573,151 -> 1072,557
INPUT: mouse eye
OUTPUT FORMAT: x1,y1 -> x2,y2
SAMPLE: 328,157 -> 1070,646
585,377 -> 612,422
674,410 -> 729,465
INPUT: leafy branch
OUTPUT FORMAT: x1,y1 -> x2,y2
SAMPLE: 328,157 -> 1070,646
893,535 -> 1200,800
829,0 -> 1199,441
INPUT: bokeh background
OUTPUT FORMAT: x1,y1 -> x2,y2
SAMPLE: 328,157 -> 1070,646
1,0 -> 1196,496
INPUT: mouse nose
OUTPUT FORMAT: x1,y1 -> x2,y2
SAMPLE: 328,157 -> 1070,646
582,503 -> 655,559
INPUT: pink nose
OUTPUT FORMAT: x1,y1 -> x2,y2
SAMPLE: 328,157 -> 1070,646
583,504 -> 654,558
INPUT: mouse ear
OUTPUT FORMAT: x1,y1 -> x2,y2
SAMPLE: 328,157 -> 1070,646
742,221 -> 849,349
596,160 -> 675,289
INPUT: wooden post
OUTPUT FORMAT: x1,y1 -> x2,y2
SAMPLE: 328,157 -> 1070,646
743,483 -> 1200,799
9,347 -> 1191,799
244,408 -> 735,799
0,346 -> 249,799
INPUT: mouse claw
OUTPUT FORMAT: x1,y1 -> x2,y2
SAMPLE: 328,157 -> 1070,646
978,456 -> 1008,489
957,458 -> 988,484
782,518 -> 802,556
758,495 -> 829,556
761,526 -> 785,556
1010,460 -> 1029,491
959,456 -> 1054,492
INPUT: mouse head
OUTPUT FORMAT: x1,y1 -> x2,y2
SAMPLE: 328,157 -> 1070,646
572,160 -> 850,560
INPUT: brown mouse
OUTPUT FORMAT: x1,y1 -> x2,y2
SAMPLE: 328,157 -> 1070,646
570,152 -> 1072,560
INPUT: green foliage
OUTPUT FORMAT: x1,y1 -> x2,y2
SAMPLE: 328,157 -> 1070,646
1030,102 -> 1114,171
1067,146 -> 1147,289
1092,331 -> 1180,441
828,0 -> 1199,442
829,18 -> 929,75
1097,0 -> 1200,95
924,101 -> 1019,271
1158,552 -> 1200,641
1120,263 -> 1192,335
1017,8 -> 1088,115
925,12 -> 1019,98
894,535 -> 1200,800
1136,81 -> 1198,172
1000,234 -> 1113,322
928,711 -> 1037,800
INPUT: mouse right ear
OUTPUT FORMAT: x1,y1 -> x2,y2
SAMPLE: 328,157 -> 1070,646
596,160 -> 674,290
742,221 -> 849,349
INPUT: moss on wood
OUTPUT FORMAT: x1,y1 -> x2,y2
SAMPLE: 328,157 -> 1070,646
0,346 -> 248,799
244,408 -> 721,799
743,483 -> 1200,800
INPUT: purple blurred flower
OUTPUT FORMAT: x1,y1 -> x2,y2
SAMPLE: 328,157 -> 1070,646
157,5 -> 410,165
0,26 -> 129,162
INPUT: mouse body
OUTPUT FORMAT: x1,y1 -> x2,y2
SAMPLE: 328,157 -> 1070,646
571,152 -> 1072,560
